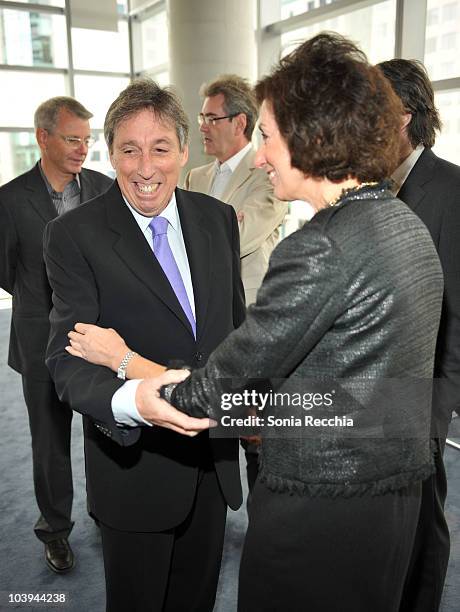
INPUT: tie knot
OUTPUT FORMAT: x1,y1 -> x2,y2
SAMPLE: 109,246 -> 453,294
149,216 -> 169,236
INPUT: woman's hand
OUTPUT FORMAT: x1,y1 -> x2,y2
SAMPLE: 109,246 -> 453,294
135,369 -> 213,436
66,323 -> 129,372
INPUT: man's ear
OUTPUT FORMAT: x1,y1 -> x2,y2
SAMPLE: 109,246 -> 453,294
36,127 -> 48,150
180,144 -> 189,167
234,113 -> 247,136
401,112 -> 412,132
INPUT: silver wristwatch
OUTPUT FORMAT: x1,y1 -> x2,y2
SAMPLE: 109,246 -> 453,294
117,351 -> 137,380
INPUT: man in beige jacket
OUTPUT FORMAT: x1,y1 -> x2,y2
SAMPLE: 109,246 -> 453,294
185,75 -> 287,494
185,75 -> 287,306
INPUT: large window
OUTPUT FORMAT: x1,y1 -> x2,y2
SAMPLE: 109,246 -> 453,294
425,0 -> 460,81
132,2 -> 169,83
0,0 -> 134,185
433,89 -> 460,164
72,22 -> 130,73
0,70 -> 67,125
74,75 -> 130,127
0,131 -> 39,186
1,0 -> 460,188
260,0 -> 460,234
0,0 -> 173,186
261,0 -> 460,166
281,0 -> 396,63
281,0 -> 339,20
0,8 -> 67,67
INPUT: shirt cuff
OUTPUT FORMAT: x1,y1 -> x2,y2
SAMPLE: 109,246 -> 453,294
111,379 -> 153,427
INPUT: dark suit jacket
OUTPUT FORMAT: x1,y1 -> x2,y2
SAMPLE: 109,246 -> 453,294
0,162 -> 112,381
398,148 -> 460,431
43,182 -> 245,531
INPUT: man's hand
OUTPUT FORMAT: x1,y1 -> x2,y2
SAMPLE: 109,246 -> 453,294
66,323 -> 128,371
136,369 -> 212,436
237,210 -> 244,223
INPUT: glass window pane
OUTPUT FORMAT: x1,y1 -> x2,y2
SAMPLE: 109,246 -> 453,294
142,70 -> 169,86
0,9 -> 67,68
117,1 -> 128,15
281,0 -> 396,64
425,0 -> 460,81
0,131 -> 40,186
71,21 -> 129,72
0,71 -> 68,126
0,1 -> 65,7
433,90 -> 460,165
139,10 -> 168,71
85,132 -> 115,179
281,0 -> 339,20
74,75 -> 129,129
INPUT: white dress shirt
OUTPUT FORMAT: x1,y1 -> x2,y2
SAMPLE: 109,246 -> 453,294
111,192 -> 195,427
210,141 -> 252,199
391,145 -> 425,195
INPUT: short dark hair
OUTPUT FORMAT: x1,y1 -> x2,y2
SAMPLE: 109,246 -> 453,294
377,59 -> 441,148
104,78 -> 189,152
255,32 -> 403,182
34,96 -> 92,131
200,74 -> 258,140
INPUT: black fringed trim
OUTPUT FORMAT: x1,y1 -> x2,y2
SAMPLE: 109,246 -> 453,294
258,460 -> 435,498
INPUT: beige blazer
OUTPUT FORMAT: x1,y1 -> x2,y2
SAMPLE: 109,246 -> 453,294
185,147 -> 287,305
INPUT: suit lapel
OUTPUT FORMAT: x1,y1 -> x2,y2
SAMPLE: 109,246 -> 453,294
79,170 -> 91,204
105,182 -> 194,337
25,163 -> 58,224
79,168 -> 112,203
398,149 -> 436,213
176,188 -> 211,341
221,148 -> 254,205
202,163 -> 215,194
79,169 -> 99,204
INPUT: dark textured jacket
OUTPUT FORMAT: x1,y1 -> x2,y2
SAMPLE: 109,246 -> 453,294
168,183 -> 444,496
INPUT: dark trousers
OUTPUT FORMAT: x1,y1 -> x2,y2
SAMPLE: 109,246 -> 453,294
22,376 -> 74,543
238,479 -> 422,612
99,466 -> 227,612
399,438 -> 450,612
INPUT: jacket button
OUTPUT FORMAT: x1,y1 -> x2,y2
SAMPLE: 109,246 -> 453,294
195,351 -> 203,362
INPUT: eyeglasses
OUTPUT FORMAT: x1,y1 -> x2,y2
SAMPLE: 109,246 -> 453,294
197,113 -> 238,127
57,134 -> 96,149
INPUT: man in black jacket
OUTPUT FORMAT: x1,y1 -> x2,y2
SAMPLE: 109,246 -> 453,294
0,97 -> 112,573
44,80 -> 244,612
378,58 -> 460,612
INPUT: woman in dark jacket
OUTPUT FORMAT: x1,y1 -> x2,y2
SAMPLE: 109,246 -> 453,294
68,33 -> 443,611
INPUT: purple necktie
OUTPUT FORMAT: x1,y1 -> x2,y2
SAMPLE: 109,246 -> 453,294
149,216 -> 196,338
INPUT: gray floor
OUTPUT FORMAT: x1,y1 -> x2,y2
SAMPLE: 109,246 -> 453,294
0,307 -> 458,612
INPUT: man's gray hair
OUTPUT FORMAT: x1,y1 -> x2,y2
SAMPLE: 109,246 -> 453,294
200,74 -> 258,140
34,96 -> 93,132
104,78 -> 189,152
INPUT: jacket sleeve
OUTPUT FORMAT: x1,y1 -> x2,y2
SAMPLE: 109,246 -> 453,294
0,196 -> 18,294
168,224 -> 345,417
237,180 -> 288,258
435,192 -> 460,420
43,217 -> 140,446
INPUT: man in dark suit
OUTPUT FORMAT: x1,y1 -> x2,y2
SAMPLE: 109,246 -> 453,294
0,97 -> 112,573
44,79 -> 244,612
378,59 -> 460,612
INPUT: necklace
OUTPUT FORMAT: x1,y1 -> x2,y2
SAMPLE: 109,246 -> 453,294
327,181 -> 379,208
